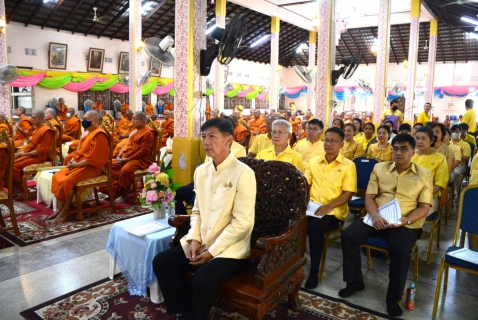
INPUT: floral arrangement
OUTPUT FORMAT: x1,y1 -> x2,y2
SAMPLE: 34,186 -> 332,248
140,138 -> 180,209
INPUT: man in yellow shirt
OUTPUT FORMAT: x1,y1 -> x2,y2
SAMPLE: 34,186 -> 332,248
460,123 -> 476,151
257,119 -> 304,173
339,134 -> 432,318
461,99 -> 476,134
294,119 -> 325,168
451,124 -> 471,194
152,117 -> 256,319
417,102 -> 431,125
304,127 -> 357,289
380,99 -> 403,131
247,115 -> 279,158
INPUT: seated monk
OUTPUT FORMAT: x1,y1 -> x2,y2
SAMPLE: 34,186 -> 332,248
0,112 -> 12,135
92,97 -> 103,110
56,98 -> 68,121
164,99 -> 173,111
111,111 -> 154,204
13,106 -> 33,148
120,99 -> 130,116
229,114 -> 249,147
62,108 -> 80,142
113,110 -> 134,157
161,110 -> 174,147
248,109 -> 266,145
13,110 -> 55,199
151,114 -> 162,127
48,111 -> 110,222
145,99 -> 154,116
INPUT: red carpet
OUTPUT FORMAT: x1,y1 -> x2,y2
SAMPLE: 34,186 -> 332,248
20,275 -> 395,320
1,198 -> 152,247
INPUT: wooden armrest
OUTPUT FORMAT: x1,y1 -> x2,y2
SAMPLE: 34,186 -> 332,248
168,214 -> 191,248
254,215 -> 302,252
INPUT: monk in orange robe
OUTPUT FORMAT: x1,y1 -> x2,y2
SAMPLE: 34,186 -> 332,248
151,114 -> 162,127
144,99 -> 154,116
0,112 -> 12,135
113,110 -> 134,156
120,99 -> 130,116
298,120 -> 308,140
230,114 -> 249,146
164,99 -> 173,111
161,110 -> 174,147
63,108 -> 80,142
290,112 -> 301,134
13,106 -> 33,148
205,103 -> 211,121
303,109 -> 315,121
56,98 -> 68,121
13,110 -> 55,199
112,112 -> 154,204
248,109 -> 266,145
49,111 -> 109,221
92,97 -> 103,110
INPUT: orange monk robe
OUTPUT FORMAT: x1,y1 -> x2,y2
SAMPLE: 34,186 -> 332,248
50,118 -> 62,142
113,119 -> 133,147
111,127 -> 154,196
56,104 -> 68,121
290,118 -> 301,134
145,104 -> 154,116
13,126 -> 55,179
234,124 -> 249,144
299,131 -> 307,139
0,136 -> 8,190
164,102 -> 173,111
248,117 -> 265,145
121,104 -> 130,115
62,117 -> 80,142
52,128 -> 110,202
13,117 -> 33,148
153,119 -> 162,127
205,104 -> 211,121
0,123 -> 11,135
92,102 -> 103,110
161,118 -> 174,146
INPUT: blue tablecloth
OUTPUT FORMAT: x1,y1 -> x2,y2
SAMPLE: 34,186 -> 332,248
106,213 -> 176,296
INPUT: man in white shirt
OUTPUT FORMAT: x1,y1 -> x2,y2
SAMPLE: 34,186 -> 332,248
153,117 -> 257,320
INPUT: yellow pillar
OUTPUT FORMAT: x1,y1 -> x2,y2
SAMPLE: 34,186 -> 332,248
425,19 -> 438,105
269,16 -> 280,111
404,0 -> 421,121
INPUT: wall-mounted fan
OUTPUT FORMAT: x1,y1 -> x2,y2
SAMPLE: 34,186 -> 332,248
391,82 -> 404,94
138,71 -> 152,86
293,66 -> 316,84
206,78 -> 214,90
84,99 -> 93,112
200,14 -> 247,76
113,99 -> 121,113
119,74 -> 129,87
92,7 -> 107,24
0,65 -> 18,84
144,36 -> 174,67
357,79 -> 372,93
331,51 -> 362,86
225,83 -> 234,91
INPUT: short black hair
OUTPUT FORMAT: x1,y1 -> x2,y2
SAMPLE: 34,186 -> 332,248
384,120 -> 394,127
285,111 -> 291,116
201,117 -> 234,136
416,125 -> 435,144
377,125 -> 391,135
391,99 -> 399,105
466,99 -> 474,109
364,122 -> 375,132
399,123 -> 412,132
431,122 -> 447,143
345,123 -> 356,132
391,133 -> 416,149
460,123 -> 470,131
413,122 -> 423,129
325,127 -> 345,141
308,119 -> 324,129
451,124 -> 461,132
353,118 -> 363,132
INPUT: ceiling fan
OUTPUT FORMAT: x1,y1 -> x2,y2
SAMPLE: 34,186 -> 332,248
440,0 -> 478,8
92,7 -> 107,24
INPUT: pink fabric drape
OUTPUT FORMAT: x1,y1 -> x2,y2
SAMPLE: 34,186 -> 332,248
441,86 -> 477,95
63,75 -> 98,92
256,91 -> 269,100
109,83 -> 129,94
236,88 -> 253,98
284,86 -> 306,95
152,81 -> 174,94
10,72 -> 46,87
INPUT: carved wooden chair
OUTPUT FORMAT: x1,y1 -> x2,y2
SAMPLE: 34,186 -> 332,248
168,158 -> 309,320
52,116 -> 64,165
132,122 -> 160,203
4,117 -> 13,136
0,129 -> 20,235
21,122 -> 57,200
104,114 -> 115,132
73,115 -> 82,140
72,126 -> 115,220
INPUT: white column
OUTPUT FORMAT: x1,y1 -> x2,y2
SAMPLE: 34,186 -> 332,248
129,0 -> 142,112
404,0 -> 421,121
213,0 -> 225,112
269,16 -> 280,111
425,19 -> 437,104
306,31 -> 316,111
0,1 -> 10,118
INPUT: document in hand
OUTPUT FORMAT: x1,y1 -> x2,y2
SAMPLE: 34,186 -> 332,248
363,199 -> 402,227
306,201 -> 323,218
446,248 -> 478,265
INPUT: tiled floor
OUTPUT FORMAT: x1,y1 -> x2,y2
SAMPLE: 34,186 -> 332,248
0,207 -> 477,320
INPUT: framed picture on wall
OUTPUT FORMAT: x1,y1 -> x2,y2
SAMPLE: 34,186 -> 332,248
119,52 -> 129,74
87,48 -> 105,72
150,58 -> 162,76
48,42 -> 67,70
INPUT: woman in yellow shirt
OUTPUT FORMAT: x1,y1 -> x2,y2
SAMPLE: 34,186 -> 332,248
431,123 -> 455,175
356,122 -> 376,151
341,124 -> 364,160
332,118 -> 345,130
352,118 -> 364,142
367,125 -> 392,161
412,126 -> 449,214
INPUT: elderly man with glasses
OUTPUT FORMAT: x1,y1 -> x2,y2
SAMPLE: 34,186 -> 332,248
338,134 -> 433,318
256,119 -> 304,173
294,119 -> 325,169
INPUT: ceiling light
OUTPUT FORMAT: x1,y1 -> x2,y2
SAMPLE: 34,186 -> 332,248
296,43 -> 308,53
468,32 -> 478,40
461,17 -> 478,25
423,40 -> 428,50
205,25 -> 216,35
251,35 -> 270,48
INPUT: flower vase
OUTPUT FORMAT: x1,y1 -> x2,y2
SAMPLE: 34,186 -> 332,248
153,203 -> 167,219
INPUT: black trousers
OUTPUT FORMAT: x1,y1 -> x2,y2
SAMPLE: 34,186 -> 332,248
152,245 -> 249,320
174,183 -> 195,215
307,215 -> 341,277
341,219 -> 418,301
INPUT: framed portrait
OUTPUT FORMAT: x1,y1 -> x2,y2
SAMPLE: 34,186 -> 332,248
119,52 -> 129,74
87,48 -> 105,72
48,42 -> 67,70
224,65 -> 229,82
150,58 -> 162,76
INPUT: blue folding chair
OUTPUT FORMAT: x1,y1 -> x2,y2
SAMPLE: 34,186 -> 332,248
432,185 -> 478,319
348,155 -> 379,217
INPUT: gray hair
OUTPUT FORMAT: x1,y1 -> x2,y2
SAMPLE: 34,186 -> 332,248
33,110 -> 45,120
272,119 -> 292,134
134,111 -> 147,121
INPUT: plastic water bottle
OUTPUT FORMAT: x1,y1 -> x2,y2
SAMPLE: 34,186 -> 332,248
405,282 -> 416,310
23,139 -> 27,146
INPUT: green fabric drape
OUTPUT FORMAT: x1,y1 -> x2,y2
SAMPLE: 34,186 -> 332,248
205,88 -> 214,96
142,79 -> 159,95
245,90 -> 261,100
225,86 -> 241,98
168,88 -> 175,96
90,76 -> 119,91
38,75 -> 72,88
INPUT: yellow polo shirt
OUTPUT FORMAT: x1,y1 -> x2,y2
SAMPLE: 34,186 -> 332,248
417,111 -> 430,124
305,154 -> 357,221
464,134 -> 477,151
366,162 -> 433,229
452,139 -> 471,164
412,152 -> 449,196
293,139 -> 325,168
461,108 -> 476,132
447,143 -> 462,162
368,143 -> 393,162
341,140 -> 364,160
354,133 -> 375,151
469,154 -> 478,185
257,145 -> 304,173
249,133 -> 272,156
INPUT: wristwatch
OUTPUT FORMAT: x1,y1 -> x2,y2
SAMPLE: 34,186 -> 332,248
407,217 -> 411,225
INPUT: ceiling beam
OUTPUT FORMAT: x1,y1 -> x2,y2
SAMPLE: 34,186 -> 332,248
97,4 -> 129,38
71,0 -> 102,34
85,0 -> 119,36
396,26 -> 408,55
142,0 -> 168,24
57,0 -> 85,31
7,0 -> 24,24
437,32 -> 445,64
339,38 -> 353,59
25,1 -> 45,27
448,25 -> 457,63
346,30 -> 368,65
150,14 -> 176,39
41,0 -> 65,29
464,32 -> 468,63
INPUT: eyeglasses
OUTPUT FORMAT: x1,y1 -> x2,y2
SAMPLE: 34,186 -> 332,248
392,147 -> 411,153
324,139 -> 341,144
271,131 -> 288,136
306,127 -> 320,132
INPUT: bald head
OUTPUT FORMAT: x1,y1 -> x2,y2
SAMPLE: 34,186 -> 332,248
84,110 -> 99,121
164,110 -> 172,119
44,108 -> 55,120
16,106 -> 26,116
67,108 -> 75,116
133,111 -> 147,129
134,111 -> 147,121
125,109 -> 133,120
99,109 -> 107,116
229,114 -> 239,125
31,110 -> 44,127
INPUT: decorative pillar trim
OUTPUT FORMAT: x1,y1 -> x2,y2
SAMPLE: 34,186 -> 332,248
404,0 -> 421,121
129,0 -> 142,112
306,31 -> 316,111
269,16 -> 280,111
213,0 -> 226,112
425,19 -> 438,105
188,0 -> 194,137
